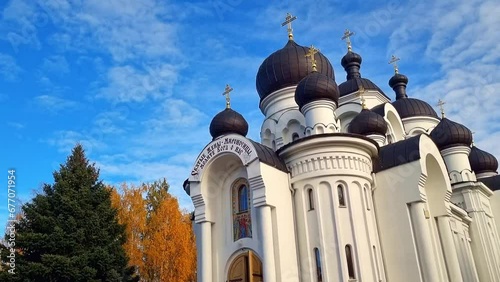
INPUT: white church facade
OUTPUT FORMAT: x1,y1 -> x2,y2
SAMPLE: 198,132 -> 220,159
184,15 -> 500,282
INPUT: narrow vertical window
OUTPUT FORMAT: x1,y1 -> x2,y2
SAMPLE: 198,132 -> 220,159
292,133 -> 299,141
346,245 -> 355,279
364,187 -> 370,210
308,189 -> 314,210
238,185 -> 248,212
338,184 -> 346,207
232,179 -> 252,241
314,248 -> 323,282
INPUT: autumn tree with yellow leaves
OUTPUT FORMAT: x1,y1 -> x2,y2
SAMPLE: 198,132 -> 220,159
110,179 -> 196,281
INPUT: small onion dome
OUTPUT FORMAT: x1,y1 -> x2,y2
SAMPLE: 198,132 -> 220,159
294,72 -> 339,111
256,40 -> 334,101
209,108 -> 248,139
348,109 -> 388,136
469,146 -> 499,174
341,51 -> 362,78
339,51 -> 385,97
389,72 -> 438,119
430,118 -> 473,150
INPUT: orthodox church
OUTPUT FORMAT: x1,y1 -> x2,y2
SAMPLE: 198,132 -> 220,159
184,14 -> 500,282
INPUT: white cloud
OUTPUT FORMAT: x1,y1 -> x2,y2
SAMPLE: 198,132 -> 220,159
0,53 -> 22,80
34,94 -> 77,112
98,64 -> 178,103
41,55 -> 69,74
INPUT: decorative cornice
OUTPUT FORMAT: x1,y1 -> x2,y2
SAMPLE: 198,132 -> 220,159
287,154 -> 372,179
260,86 -> 296,114
441,145 -> 471,157
301,99 -> 337,113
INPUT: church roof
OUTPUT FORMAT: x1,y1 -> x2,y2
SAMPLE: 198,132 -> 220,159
478,175 -> 500,191
388,72 -> 438,119
294,71 -> 339,110
209,108 -> 249,139
391,97 -> 438,119
430,118 -> 473,150
469,146 -> 499,174
349,109 -> 388,136
249,140 -> 288,172
256,40 -> 334,101
338,77 -> 387,97
375,135 -> 421,172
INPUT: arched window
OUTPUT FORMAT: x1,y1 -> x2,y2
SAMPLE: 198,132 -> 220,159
314,248 -> 323,282
232,179 -> 252,241
308,189 -> 314,211
345,245 -> 356,279
338,184 -> 346,207
238,185 -> 248,212
292,132 -> 299,141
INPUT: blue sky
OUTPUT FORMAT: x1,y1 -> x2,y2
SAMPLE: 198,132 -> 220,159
1,0 -> 499,230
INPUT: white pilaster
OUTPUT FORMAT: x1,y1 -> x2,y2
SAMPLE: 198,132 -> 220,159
409,201 -> 441,281
437,216 -> 463,282
199,221 -> 212,281
259,205 -> 276,282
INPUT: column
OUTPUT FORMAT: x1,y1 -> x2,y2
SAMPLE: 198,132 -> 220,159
437,216 -> 463,282
259,205 -> 276,282
409,202 -> 440,281
199,221 -> 212,282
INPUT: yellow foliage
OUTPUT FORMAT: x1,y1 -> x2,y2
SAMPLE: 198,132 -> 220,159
110,182 -> 196,281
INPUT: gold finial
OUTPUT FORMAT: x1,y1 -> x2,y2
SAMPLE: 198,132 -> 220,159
281,13 -> 297,40
388,55 -> 400,74
305,45 -> 319,72
222,84 -> 234,109
437,99 -> 446,118
341,29 -> 355,52
356,85 -> 367,109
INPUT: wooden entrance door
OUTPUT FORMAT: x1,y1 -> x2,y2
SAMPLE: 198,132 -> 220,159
228,251 -> 263,282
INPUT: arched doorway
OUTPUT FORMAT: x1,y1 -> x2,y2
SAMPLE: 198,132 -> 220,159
227,250 -> 263,282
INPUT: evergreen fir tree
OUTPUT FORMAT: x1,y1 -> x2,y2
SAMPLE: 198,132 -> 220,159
3,145 -> 138,282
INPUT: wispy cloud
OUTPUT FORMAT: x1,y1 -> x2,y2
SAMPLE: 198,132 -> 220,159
34,94 -> 77,112
97,64 -> 178,103
0,53 -> 22,80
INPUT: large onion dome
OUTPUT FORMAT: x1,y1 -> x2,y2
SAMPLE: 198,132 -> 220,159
430,118 -> 473,150
294,71 -> 339,111
389,72 -> 438,119
256,40 -> 334,101
209,108 -> 248,139
469,146 -> 499,174
349,109 -> 388,136
339,51 -> 385,97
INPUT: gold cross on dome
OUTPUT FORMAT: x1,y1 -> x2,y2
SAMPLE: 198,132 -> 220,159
222,84 -> 234,109
305,45 -> 319,72
341,29 -> 355,51
356,85 -> 367,109
281,13 -> 297,40
388,55 -> 401,74
437,99 -> 446,118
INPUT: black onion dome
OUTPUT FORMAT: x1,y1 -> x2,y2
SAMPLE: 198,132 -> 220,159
294,72 -> 339,110
339,78 -> 385,97
209,108 -> 248,139
339,51 -> 385,97
469,146 -> 499,174
349,109 -> 388,136
430,118 -> 473,150
388,72 -> 438,119
341,51 -> 362,77
256,40 -> 335,101
391,98 -> 438,119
